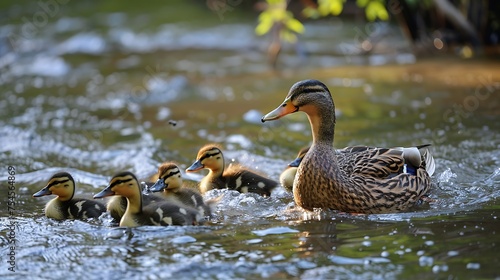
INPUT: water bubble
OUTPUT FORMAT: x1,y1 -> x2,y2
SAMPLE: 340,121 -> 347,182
243,109 -> 263,124
252,227 -> 299,237
424,240 -> 434,246
466,263 -> 481,270
432,264 -> 448,273
170,235 -> 196,244
419,256 -> 434,266
361,241 -> 371,247
447,251 -> 459,257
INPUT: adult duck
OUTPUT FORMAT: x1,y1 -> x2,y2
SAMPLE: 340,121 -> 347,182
261,79 -> 435,213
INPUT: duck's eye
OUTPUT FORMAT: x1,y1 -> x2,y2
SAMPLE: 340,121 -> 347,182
281,103 -> 286,107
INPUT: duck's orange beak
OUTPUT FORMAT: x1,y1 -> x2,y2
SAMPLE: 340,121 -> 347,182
261,97 -> 298,122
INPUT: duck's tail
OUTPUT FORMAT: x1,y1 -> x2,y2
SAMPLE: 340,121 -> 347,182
417,144 -> 435,177
397,144 -> 436,177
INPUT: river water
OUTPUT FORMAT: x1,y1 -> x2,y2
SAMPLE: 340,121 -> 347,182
0,1 -> 499,279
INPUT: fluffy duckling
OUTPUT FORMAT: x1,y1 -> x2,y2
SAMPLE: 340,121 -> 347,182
279,146 -> 309,192
106,179 -> 166,223
261,79 -> 435,214
93,171 -> 204,227
149,162 -> 212,217
33,172 -> 106,220
186,144 -> 278,196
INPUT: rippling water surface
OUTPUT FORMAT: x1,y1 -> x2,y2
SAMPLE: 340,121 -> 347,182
1,1 -> 499,279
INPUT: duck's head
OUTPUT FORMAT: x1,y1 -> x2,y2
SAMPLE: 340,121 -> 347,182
33,172 -> 75,201
93,171 -> 140,199
150,162 -> 183,192
186,144 -> 224,173
288,146 -> 310,167
261,79 -> 333,122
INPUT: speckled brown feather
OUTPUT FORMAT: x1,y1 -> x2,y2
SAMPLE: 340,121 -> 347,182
262,80 -> 434,214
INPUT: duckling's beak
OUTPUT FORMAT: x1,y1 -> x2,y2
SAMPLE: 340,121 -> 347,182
288,156 -> 303,168
149,179 -> 166,192
33,186 -> 52,197
261,98 -> 298,122
93,185 -> 115,199
186,160 -> 204,172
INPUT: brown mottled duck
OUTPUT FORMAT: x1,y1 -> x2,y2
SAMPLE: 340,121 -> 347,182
186,144 -> 278,196
33,172 -> 106,220
93,171 -> 204,227
261,79 -> 435,214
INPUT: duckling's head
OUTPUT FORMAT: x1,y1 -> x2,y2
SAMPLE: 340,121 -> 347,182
33,172 -> 75,201
149,162 -> 183,192
93,171 -> 140,199
289,146 -> 310,167
261,79 -> 334,122
186,144 -> 224,173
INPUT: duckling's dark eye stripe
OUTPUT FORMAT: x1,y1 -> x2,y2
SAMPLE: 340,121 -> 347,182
110,178 -> 132,188
48,179 -> 69,188
162,169 -> 180,179
199,151 -> 221,161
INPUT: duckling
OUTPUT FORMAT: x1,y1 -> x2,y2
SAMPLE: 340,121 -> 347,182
106,179 -> 166,223
106,191 -> 165,223
32,172 -> 106,220
186,144 -> 278,196
93,171 -> 204,227
149,162 -> 212,217
261,79 -> 435,214
279,146 -> 309,192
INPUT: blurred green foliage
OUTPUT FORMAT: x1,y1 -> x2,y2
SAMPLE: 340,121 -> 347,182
255,0 -> 305,43
256,0 -> 389,43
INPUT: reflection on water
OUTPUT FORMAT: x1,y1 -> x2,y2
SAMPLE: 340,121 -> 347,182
1,1 -> 499,279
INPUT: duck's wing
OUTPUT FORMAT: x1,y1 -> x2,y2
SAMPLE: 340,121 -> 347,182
336,144 -> 435,179
224,164 -> 278,196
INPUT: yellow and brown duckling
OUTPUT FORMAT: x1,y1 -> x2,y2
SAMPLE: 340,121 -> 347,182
33,172 -> 106,220
93,171 -> 204,227
149,162 -> 213,217
261,79 -> 435,214
186,144 -> 278,196
105,188 -> 165,223
279,146 -> 309,192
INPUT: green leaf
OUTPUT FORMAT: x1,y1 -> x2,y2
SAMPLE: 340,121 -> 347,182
285,17 -> 305,34
365,1 -> 389,21
356,0 -> 370,8
280,30 -> 297,43
302,7 -> 320,19
330,0 -> 344,15
255,18 -> 274,36
318,0 -> 345,16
